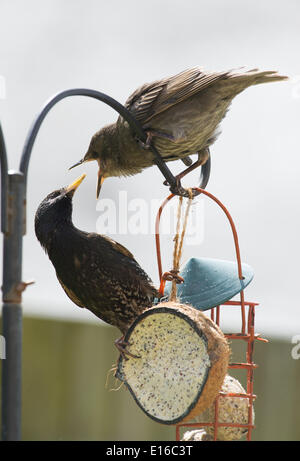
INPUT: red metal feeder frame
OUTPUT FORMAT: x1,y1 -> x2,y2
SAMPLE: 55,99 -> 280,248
155,187 -> 267,441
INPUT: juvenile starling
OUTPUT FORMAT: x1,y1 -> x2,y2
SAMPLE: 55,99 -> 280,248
70,66 -> 287,196
34,174 -> 159,356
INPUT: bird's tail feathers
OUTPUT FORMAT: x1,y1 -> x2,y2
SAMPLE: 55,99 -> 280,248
227,67 -> 288,86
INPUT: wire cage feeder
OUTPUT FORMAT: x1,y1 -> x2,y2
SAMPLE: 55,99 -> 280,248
154,187 -> 267,442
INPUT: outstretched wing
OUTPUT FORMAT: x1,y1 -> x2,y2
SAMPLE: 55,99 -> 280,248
124,67 -> 231,125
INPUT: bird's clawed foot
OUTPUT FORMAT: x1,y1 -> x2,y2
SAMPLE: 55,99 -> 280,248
115,336 -> 141,360
168,178 -> 192,197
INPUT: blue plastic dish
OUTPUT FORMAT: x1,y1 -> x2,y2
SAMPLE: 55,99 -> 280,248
164,257 -> 254,311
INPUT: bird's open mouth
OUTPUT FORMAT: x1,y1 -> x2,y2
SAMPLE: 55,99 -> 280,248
69,158 -> 104,198
96,169 -> 105,198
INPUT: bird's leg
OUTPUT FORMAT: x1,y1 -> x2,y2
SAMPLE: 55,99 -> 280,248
115,336 -> 141,360
163,149 -> 210,186
168,176 -> 189,197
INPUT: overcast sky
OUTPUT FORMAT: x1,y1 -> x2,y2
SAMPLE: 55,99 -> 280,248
0,0 -> 299,339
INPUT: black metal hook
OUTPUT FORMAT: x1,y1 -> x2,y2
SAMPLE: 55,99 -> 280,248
0,88 -> 211,441
19,88 -> 210,196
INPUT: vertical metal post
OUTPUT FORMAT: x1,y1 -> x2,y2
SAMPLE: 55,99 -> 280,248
1,172 -> 25,441
0,87 -> 211,441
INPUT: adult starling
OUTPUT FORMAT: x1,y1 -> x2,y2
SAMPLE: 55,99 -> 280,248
70,66 -> 287,197
34,174 -> 159,356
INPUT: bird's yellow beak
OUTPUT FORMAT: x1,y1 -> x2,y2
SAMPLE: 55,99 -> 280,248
66,174 -> 86,194
69,157 -> 103,199
96,169 -> 105,199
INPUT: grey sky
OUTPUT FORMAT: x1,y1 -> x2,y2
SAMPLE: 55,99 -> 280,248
0,0 -> 299,338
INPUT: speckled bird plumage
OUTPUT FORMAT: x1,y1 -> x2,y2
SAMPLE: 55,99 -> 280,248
34,176 -> 159,335
70,66 -> 287,196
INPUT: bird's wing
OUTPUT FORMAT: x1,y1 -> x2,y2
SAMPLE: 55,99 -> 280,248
124,67 -> 231,125
87,233 -> 159,297
101,235 -> 135,259
57,274 -> 86,308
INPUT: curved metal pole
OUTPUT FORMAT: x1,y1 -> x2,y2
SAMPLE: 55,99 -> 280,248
19,88 -> 211,193
19,89 -> 146,179
19,88 -> 184,190
1,87 -> 211,441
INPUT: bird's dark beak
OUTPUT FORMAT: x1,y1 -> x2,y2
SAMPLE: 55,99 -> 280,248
66,174 -> 86,195
69,159 -> 84,170
96,168 -> 105,199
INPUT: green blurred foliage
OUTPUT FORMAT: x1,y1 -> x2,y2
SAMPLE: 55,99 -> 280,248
0,316 -> 300,440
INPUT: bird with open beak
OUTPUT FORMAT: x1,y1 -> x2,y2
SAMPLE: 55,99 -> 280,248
69,157 -> 105,198
35,174 -> 160,357
69,66 -> 287,197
